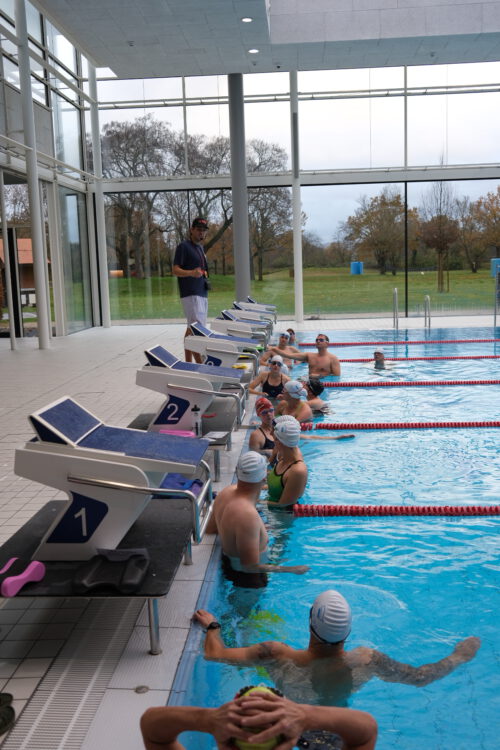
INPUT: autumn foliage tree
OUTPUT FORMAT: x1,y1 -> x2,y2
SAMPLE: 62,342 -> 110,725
473,186 -> 500,256
455,197 -> 488,273
342,188 -> 411,275
100,117 -> 292,279
419,181 -> 459,292
419,214 -> 459,291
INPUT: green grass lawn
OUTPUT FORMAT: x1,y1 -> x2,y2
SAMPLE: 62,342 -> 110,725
107,267 -> 495,320
1,268 -> 494,328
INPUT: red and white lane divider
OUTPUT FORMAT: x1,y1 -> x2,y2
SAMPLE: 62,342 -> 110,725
320,379 -> 500,388
293,504 -> 500,517
302,420 -> 500,431
299,338 -> 500,347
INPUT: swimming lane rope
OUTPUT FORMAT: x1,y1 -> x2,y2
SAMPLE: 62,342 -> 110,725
293,504 -> 500,517
302,420 -> 500,431
320,379 -> 500,388
338,355 -> 500,362
299,338 -> 500,347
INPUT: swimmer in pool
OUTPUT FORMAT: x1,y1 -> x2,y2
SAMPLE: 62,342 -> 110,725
261,331 -> 300,369
248,355 -> 290,399
275,380 -> 313,423
140,685 -> 377,750
206,451 -> 309,581
373,348 -> 385,369
249,397 -> 275,458
194,589 -> 480,707
302,377 -> 329,412
266,417 -> 308,508
270,334 -> 341,378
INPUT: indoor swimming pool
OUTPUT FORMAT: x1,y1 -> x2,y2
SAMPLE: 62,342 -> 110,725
173,327 -> 499,750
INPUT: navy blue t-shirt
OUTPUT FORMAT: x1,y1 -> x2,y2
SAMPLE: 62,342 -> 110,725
173,240 -> 208,298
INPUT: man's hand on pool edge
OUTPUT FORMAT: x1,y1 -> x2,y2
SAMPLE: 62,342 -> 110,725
193,609 -> 217,628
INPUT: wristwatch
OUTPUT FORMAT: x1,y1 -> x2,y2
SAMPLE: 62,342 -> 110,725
205,621 -> 221,632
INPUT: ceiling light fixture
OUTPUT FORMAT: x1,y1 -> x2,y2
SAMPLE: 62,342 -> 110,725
241,17 -> 253,23
248,48 -> 259,54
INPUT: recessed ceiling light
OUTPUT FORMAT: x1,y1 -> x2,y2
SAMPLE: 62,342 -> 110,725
241,17 -> 253,23
248,48 -> 259,54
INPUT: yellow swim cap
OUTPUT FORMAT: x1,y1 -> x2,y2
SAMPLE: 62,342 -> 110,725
234,686 -> 281,750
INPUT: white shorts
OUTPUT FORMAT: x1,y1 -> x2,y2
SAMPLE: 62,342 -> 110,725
181,295 -> 208,326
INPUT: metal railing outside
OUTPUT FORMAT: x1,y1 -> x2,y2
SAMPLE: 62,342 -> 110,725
424,295 -> 431,328
393,288 -> 399,330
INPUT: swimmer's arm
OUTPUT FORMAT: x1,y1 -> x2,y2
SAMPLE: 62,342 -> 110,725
269,345 -> 308,362
206,637 -> 283,664
248,372 -> 265,395
369,637 -> 481,686
141,702 -> 250,750
330,355 -> 341,376
259,349 -> 272,366
238,534 -> 309,574
248,429 -> 264,452
301,434 -> 355,441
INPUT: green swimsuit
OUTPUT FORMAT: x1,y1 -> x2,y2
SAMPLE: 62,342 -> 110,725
267,460 -> 304,501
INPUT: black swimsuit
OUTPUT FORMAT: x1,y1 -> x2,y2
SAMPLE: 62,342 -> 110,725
258,427 -> 275,451
262,374 -> 284,399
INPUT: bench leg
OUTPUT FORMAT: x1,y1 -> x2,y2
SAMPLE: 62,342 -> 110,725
213,450 -> 220,482
183,539 -> 193,566
148,598 -> 162,655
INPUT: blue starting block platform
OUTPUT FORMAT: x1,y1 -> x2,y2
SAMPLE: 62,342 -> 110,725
15,397 -> 212,563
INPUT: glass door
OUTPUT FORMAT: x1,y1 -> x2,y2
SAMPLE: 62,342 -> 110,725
58,186 -> 93,332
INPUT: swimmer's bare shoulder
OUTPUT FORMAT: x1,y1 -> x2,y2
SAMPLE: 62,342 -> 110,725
344,647 -> 374,668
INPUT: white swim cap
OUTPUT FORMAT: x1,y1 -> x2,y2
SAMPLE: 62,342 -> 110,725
274,414 -> 297,424
269,354 -> 284,366
236,451 -> 268,483
284,380 -> 308,400
309,590 -> 352,644
374,348 -> 384,354
274,417 -> 301,447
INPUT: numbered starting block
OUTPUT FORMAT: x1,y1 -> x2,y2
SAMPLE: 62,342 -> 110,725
213,311 -> 271,344
141,344 -> 251,388
182,336 -> 258,377
233,301 -> 277,323
14,397 -> 212,562
137,347 -> 246,429
190,321 -> 264,353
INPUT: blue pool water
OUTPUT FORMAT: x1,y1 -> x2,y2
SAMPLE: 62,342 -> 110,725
175,328 -> 500,750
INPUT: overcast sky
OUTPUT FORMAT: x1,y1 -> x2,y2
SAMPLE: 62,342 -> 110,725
97,62 -> 500,243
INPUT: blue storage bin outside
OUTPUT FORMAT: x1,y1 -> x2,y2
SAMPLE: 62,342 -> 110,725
350,261 -> 364,274
491,258 -> 500,277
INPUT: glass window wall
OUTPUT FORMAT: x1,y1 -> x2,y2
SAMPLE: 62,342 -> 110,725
300,96 -> 404,170
52,91 -> 82,168
45,20 -> 76,73
58,186 -> 92,332
26,1 -> 42,42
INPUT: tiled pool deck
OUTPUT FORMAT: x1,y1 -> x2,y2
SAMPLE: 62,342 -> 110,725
0,314 -> 495,749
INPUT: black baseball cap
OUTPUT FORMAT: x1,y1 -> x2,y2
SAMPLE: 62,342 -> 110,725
192,217 -> 208,229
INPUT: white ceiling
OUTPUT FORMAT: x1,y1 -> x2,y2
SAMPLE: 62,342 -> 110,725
33,0 -> 500,78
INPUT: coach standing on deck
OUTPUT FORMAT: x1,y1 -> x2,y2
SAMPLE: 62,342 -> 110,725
173,216 -> 210,362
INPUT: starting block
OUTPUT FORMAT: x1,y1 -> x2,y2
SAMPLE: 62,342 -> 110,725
15,397 -> 212,562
